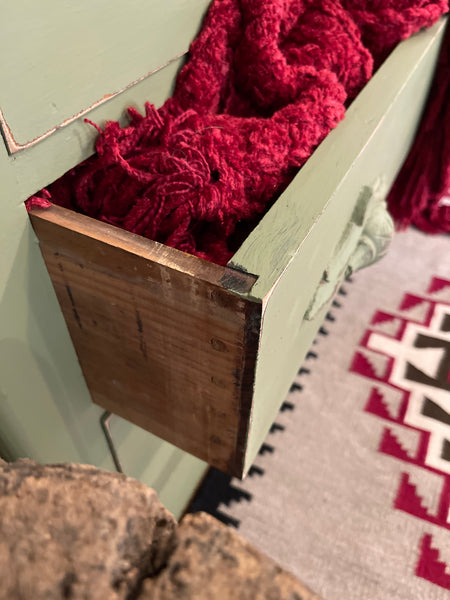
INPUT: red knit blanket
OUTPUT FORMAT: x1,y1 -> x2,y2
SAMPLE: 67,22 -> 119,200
29,0 -> 448,264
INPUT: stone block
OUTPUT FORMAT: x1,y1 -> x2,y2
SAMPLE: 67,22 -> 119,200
142,512 -> 321,600
0,459 -> 176,600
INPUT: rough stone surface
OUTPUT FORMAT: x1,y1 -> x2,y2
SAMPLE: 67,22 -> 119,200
141,512 -> 321,600
0,459 -> 176,600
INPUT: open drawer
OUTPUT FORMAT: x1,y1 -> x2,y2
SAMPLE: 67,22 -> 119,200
28,18 -> 447,477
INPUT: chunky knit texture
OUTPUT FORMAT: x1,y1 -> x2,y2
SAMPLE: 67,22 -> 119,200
29,0 -> 448,264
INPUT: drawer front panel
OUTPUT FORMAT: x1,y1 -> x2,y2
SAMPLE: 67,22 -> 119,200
29,206 -> 261,476
0,0 -> 210,152
236,20 -> 447,473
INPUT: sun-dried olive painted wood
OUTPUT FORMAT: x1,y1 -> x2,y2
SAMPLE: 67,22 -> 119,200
107,414 -> 207,519
0,0 -> 210,152
29,205 -> 261,476
4,56 -> 185,208
229,18 -> 448,473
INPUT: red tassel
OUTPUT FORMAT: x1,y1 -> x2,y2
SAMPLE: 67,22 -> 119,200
388,21 -> 450,234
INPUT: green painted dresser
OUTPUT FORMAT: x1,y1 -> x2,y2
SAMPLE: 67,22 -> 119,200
0,2 -> 447,512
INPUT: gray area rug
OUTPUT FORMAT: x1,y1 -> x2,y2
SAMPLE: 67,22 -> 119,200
190,227 -> 450,600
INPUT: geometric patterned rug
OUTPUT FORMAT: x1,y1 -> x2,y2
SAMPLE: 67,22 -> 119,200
190,227 -> 450,600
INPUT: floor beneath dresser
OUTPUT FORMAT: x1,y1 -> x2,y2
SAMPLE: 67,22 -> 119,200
190,227 -> 450,600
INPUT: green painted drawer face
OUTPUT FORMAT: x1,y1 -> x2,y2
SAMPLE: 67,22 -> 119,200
26,19 -> 447,478
0,0 -> 210,153
231,19 -> 447,473
107,414 -> 207,520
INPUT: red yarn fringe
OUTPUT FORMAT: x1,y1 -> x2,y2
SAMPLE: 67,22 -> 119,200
27,0 -> 449,264
25,188 -> 52,210
388,20 -> 450,234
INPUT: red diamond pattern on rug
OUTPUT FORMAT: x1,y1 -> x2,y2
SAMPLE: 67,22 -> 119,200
351,276 -> 450,590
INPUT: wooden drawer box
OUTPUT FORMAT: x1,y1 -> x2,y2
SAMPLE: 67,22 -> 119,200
26,18 -> 446,477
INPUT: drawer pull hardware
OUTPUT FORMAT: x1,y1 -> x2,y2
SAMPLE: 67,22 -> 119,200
346,197 -> 394,276
305,179 -> 394,320
100,411 -> 123,474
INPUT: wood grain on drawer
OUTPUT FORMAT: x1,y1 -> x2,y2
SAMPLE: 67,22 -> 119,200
29,206 -> 261,476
